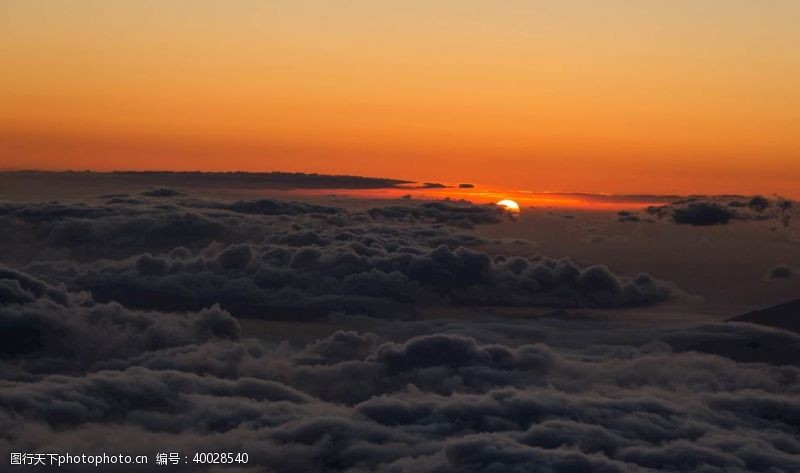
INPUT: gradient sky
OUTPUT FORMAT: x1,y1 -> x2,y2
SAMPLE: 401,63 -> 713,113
1,0 -> 799,196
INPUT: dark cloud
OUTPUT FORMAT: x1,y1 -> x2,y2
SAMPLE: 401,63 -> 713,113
767,264 -> 795,280
140,188 -> 184,198
0,200 -> 232,263
673,202 -> 737,225
0,268 -> 70,306
616,211 -> 653,223
367,201 -> 508,228
25,243 -> 674,322
646,196 -> 797,226
298,330 -> 381,364
0,271 -> 240,372
223,199 -> 344,216
747,195 -> 771,212
0,198 -> 492,264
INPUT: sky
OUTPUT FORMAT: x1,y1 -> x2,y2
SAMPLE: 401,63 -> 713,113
1,0 -> 799,196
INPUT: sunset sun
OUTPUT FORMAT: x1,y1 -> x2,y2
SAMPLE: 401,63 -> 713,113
497,199 -> 521,214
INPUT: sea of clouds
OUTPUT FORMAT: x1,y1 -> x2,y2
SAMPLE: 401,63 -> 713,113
1,189 -> 798,472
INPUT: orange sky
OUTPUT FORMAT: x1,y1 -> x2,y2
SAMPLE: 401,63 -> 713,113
1,1 -> 799,196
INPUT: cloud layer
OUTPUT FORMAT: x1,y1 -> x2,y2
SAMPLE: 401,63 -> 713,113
3,195 -> 673,319
1,189 -> 797,472
2,273 -> 799,472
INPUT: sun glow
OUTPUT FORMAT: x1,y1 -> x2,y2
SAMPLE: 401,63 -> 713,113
496,199 -> 521,214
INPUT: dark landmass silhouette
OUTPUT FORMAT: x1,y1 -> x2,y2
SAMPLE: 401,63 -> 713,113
728,298 -> 800,334
0,170 -> 413,190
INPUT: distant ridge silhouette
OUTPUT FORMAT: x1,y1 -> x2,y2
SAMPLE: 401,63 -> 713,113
728,299 -> 800,333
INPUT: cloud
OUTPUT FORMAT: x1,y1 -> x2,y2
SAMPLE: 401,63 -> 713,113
0,273 -> 240,372
367,202 -> 507,228
672,202 -> 737,225
0,268 -> 70,306
2,191 -> 676,319
2,187 -> 793,472
223,199 -> 344,216
616,211 -> 653,223
443,434 -> 637,473
646,196 -> 797,226
767,264 -> 795,280
25,243 -> 674,322
140,187 -> 184,198
746,195 -> 771,212
0,198 -> 492,265
2,296 -> 800,472
298,330 -> 381,365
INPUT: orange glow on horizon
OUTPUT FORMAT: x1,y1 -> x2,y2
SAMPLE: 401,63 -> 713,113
284,185 -> 672,211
